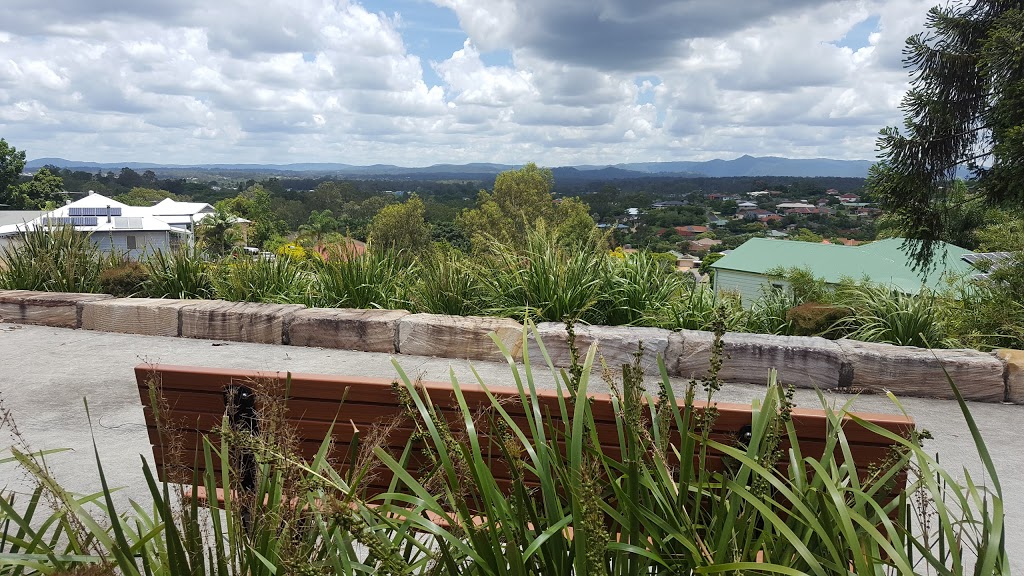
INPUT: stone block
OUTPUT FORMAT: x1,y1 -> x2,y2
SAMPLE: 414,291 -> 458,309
81,298 -> 191,337
837,339 -> 1005,402
180,300 -> 305,344
0,290 -> 113,328
288,307 -> 408,353
397,313 -> 524,362
526,322 -> 672,373
668,330 -> 847,389
995,349 -> 1023,404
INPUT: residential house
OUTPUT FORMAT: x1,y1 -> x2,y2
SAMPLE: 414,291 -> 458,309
149,198 -> 216,234
839,193 -> 861,204
674,225 -> 709,237
710,237 -> 974,306
688,237 -> 723,252
784,206 -> 831,216
741,208 -> 778,222
776,202 -> 815,210
668,250 -> 700,271
652,200 -> 685,208
0,193 -> 189,258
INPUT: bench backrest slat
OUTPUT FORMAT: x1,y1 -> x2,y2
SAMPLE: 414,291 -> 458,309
136,364 -> 914,492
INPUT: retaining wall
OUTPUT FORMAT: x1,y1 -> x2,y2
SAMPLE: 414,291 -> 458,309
0,290 -> 1018,403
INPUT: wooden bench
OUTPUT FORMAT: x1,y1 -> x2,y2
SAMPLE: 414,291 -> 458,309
135,363 -> 915,506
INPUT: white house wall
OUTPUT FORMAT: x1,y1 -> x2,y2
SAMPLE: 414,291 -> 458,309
714,269 -> 790,307
91,231 -> 170,259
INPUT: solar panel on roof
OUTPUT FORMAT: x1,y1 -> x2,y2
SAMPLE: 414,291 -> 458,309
962,252 -> 1013,265
68,207 -> 122,217
47,216 -> 98,226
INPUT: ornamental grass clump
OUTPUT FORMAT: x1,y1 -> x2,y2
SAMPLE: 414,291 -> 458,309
482,226 -> 610,324
0,225 -> 104,293
212,254 -> 314,304
837,284 -> 956,348
142,246 -> 215,299
600,251 -> 684,326
311,245 -> 410,309
409,247 -> 486,316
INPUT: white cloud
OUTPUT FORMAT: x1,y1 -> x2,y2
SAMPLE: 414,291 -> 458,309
0,0 -> 936,165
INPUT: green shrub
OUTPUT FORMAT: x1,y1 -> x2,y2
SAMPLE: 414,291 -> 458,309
212,255 -> 313,304
410,247 -> 485,315
785,301 -> 851,336
482,226 -> 609,323
838,284 -> 956,348
142,247 -> 214,299
600,251 -> 684,326
98,260 -> 150,297
0,225 -> 104,292
312,246 -> 410,309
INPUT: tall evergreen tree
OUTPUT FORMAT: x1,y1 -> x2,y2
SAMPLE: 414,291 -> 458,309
869,0 -> 1024,268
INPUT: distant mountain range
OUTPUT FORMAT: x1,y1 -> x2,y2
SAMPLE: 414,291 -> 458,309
26,155 -> 873,179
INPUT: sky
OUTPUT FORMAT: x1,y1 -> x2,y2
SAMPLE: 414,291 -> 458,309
0,0 -> 935,166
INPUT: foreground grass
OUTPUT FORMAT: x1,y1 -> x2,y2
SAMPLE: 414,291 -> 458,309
0,321 -> 1009,575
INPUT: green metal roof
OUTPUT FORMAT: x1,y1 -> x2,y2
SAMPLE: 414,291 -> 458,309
710,238 -> 975,293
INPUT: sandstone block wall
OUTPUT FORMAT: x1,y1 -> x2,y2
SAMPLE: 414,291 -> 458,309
288,308 -> 408,353
180,300 -> 305,344
669,330 -> 848,389
397,313 -> 524,362
0,290 -> 1019,403
0,290 -> 114,328
81,298 -> 190,336
526,322 -> 672,373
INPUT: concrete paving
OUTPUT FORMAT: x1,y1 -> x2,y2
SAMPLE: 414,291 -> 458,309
0,322 -> 1021,570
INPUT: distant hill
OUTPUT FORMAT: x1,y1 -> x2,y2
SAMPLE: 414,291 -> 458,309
615,155 -> 873,178
26,155 -> 873,179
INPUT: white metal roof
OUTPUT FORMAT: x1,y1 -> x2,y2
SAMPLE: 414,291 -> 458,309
150,198 -> 215,216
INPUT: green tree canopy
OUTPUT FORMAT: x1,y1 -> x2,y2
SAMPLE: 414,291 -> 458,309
216,185 -> 285,248
457,163 -> 597,251
15,167 -> 65,209
367,194 -> 431,257
869,0 -> 1024,267
115,187 -> 182,207
0,139 -> 27,208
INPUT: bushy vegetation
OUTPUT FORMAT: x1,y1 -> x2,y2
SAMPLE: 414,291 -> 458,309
0,323 -> 1009,574
1,224 -> 1021,350
0,225 -> 104,293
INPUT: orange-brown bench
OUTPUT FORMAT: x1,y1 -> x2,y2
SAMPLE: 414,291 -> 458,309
134,363 -> 915,505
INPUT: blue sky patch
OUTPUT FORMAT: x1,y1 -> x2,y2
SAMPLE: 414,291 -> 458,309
833,14 -> 880,50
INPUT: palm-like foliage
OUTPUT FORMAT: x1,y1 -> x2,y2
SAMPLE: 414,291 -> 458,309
298,209 -> 338,248
199,209 -> 240,257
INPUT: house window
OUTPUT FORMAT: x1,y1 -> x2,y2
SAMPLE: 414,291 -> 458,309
126,235 -> 138,250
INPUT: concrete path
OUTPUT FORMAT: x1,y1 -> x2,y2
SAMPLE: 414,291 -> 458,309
0,322 -> 1020,571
